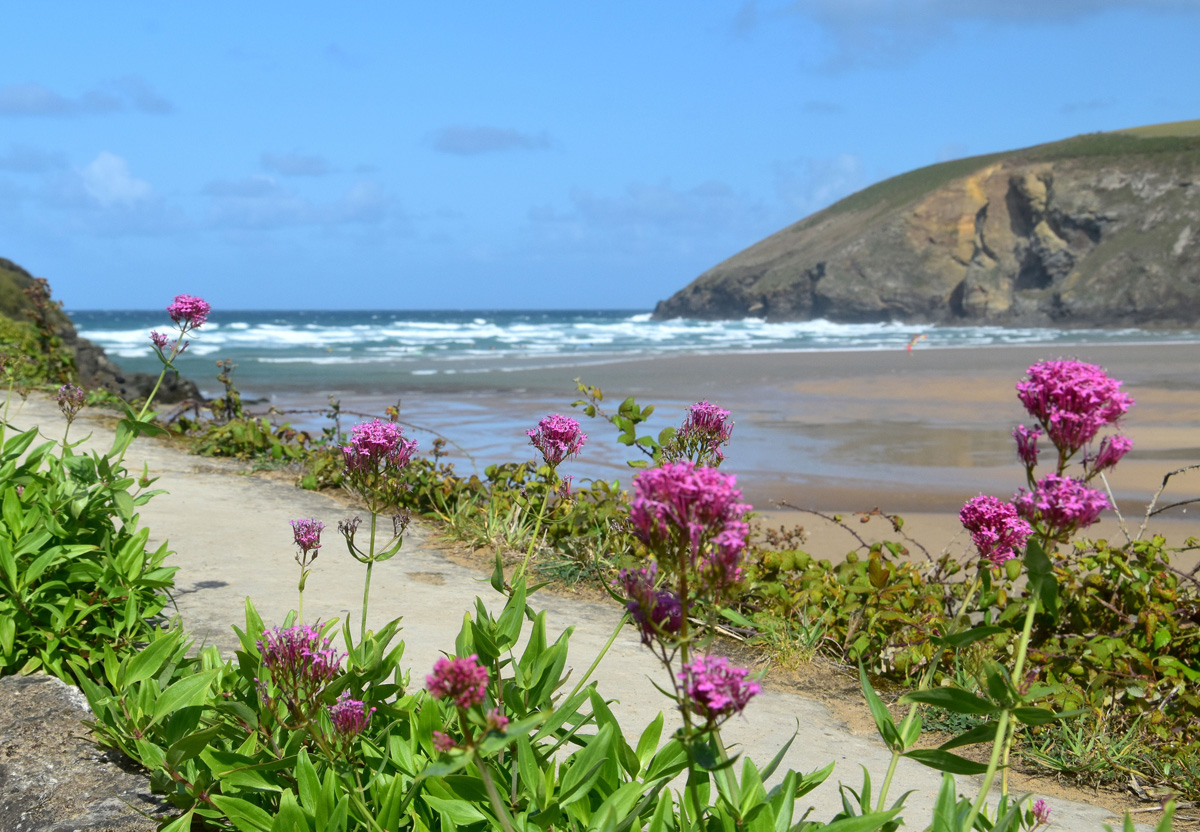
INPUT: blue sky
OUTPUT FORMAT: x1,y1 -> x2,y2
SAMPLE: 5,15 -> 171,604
2,2 -> 1198,311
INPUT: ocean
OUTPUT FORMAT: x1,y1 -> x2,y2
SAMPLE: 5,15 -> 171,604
71,309 -> 1185,398
70,309 -> 1200,512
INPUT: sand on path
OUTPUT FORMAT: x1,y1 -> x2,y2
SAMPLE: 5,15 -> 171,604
4,393 -> 1158,830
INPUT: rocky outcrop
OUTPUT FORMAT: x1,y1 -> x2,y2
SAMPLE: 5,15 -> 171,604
0,674 -> 162,831
0,258 -> 201,402
654,127 -> 1200,327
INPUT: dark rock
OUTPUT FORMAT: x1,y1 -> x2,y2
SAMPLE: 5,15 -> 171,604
654,126 -> 1200,327
0,258 -> 203,402
0,674 -> 164,831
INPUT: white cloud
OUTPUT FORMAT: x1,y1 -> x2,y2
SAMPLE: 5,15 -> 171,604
0,144 -> 67,173
786,0 -> 1197,69
0,78 -> 172,117
523,178 -> 771,260
80,152 -> 154,206
773,153 -> 866,216
432,125 -> 552,155
261,152 -> 331,177
202,175 -> 392,229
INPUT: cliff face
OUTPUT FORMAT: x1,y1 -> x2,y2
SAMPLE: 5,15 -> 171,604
0,258 -> 200,402
654,126 -> 1200,327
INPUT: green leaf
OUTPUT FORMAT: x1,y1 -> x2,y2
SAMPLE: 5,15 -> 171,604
900,688 -> 1000,715
635,712 -> 664,773
937,720 -> 1000,751
159,809 -> 196,832
123,631 -> 181,686
151,669 -> 219,722
859,662 -> 902,750
558,723 -> 614,807
422,795 -> 488,825
1011,706 -> 1081,726
210,795 -> 274,832
1024,538 -> 1058,620
819,809 -> 901,832
902,748 -> 991,775
165,724 -> 223,769
295,748 -> 320,809
930,626 -> 1006,649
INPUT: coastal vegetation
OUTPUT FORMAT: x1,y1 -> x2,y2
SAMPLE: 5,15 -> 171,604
1,291 -> 1194,829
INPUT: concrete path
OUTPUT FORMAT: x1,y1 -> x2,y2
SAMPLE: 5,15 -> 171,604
6,394 -> 1146,831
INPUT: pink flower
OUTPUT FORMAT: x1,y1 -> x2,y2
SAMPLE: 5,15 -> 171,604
699,524 -> 749,591
629,462 -> 751,565
257,624 -> 342,704
328,690 -> 374,737
1090,434 -> 1132,475
1014,474 -> 1109,536
677,401 -> 734,461
1032,799 -> 1051,826
426,654 -> 489,709
617,564 -> 683,646
959,495 -> 1033,566
1016,361 -> 1133,454
290,518 -> 324,560
526,414 -> 587,468
54,383 -> 87,422
432,731 -> 458,752
150,330 -> 170,352
484,707 -> 509,733
342,419 -> 418,474
678,655 -> 761,725
166,294 -> 211,330
1013,425 -> 1042,468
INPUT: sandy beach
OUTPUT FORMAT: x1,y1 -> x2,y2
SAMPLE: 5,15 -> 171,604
264,341 -> 1200,551
6,341 -> 1195,828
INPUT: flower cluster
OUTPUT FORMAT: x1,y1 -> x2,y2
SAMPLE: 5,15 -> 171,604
1016,360 -> 1133,455
166,294 -> 211,330
959,495 -> 1033,566
426,654 -> 489,709
678,655 -> 761,726
54,383 -> 87,423
1014,474 -> 1109,537
342,419 -> 419,475
629,462 -> 750,567
1013,425 -> 1041,468
1031,799 -> 1051,827
341,419 -> 418,511
257,625 -> 342,715
328,690 -> 375,738
1090,434 -> 1133,474
526,414 -> 587,468
617,564 -> 683,647
290,518 -> 324,564
667,401 -> 734,464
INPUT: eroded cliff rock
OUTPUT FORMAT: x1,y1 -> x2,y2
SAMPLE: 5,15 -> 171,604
654,127 -> 1200,326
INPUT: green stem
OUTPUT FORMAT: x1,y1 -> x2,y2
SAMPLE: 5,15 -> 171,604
964,593 -> 1040,829
565,612 -> 631,703
474,749 -> 518,832
360,513 -> 379,641
712,724 -> 741,814
877,572 -> 984,811
1000,594 -> 1041,796
1,376 -> 12,445
516,476 -> 555,584
963,709 -> 1012,832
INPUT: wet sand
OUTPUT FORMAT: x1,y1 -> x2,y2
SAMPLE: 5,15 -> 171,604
261,342 -> 1200,549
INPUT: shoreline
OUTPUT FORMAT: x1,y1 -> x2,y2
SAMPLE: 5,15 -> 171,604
234,343 -> 1198,533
